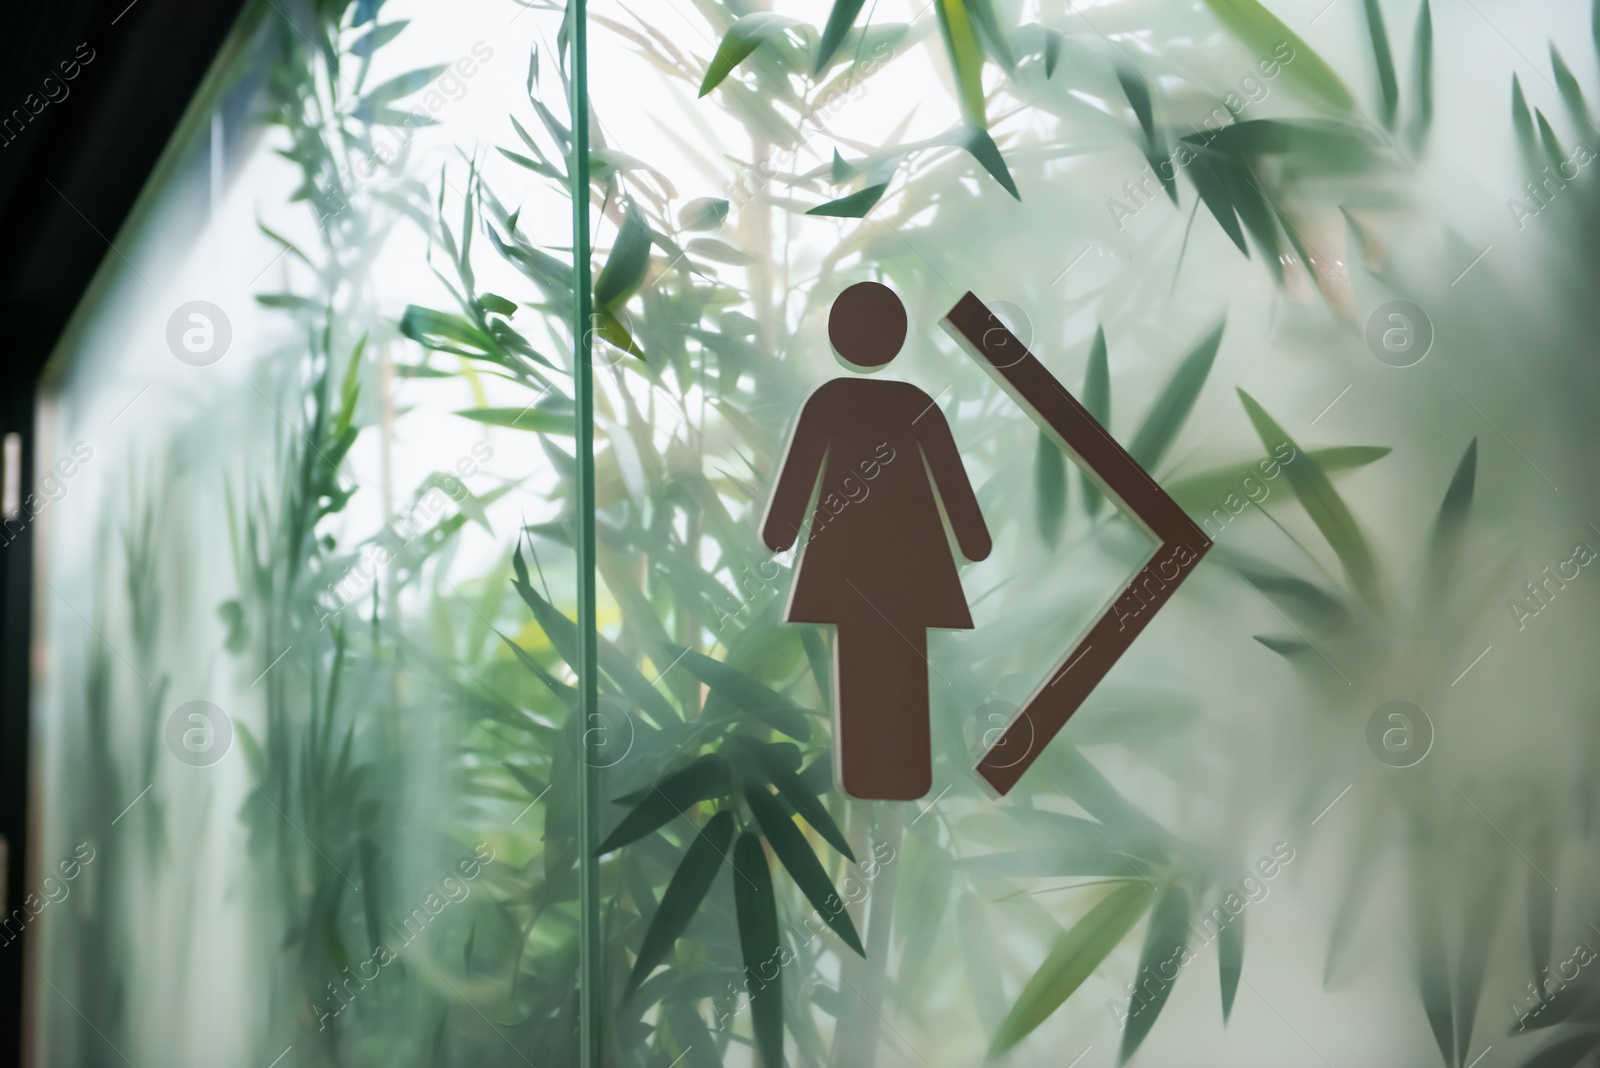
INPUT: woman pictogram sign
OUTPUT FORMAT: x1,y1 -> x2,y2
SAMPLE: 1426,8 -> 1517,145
761,281 -> 991,800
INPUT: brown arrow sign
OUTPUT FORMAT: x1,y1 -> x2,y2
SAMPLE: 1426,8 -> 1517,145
943,293 -> 1213,796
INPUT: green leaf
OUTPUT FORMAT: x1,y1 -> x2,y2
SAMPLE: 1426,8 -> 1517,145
1536,109 -> 1565,173
453,407 -> 573,434
699,13 -> 803,97
626,811 -> 734,994
354,65 -> 447,121
989,882 -> 1155,1057
745,787 -> 864,955
1218,911 -> 1243,1023
1413,862 -> 1454,1067
1167,445 -> 1390,514
806,183 -> 889,218
679,196 -> 730,231
593,307 -> 645,361
1454,851 -> 1507,1068
351,20 -> 408,58
1219,154 -> 1283,282
512,560 -> 681,728
1360,0 -> 1399,128
1512,76 -> 1538,167
1407,0 -> 1433,152
935,0 -> 988,126
965,0 -> 1016,72
477,293 -> 517,316
1254,634 -> 1311,658
1237,390 -> 1381,603
1080,327 -> 1110,516
1425,439 -> 1476,599
1034,430 -> 1066,546
1128,321 -> 1224,472
399,305 -> 504,361
1552,45 -> 1591,132
687,238 -> 756,265
831,148 -> 854,182
734,738 -> 854,861
951,125 -> 1020,199
598,755 -> 731,854
814,0 -> 869,73
1114,59 -> 1156,151
1183,150 -> 1248,256
594,205 -> 652,309
1199,0 -> 1354,112
1120,885 -> 1190,1062
733,833 -> 785,1068
669,645 -> 813,741
256,292 -> 325,313
1238,569 -> 1350,631
1043,27 -> 1062,78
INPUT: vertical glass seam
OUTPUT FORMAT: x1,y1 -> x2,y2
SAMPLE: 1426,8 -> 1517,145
569,0 -> 602,1065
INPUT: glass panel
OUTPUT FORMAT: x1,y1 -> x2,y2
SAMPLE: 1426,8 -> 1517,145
584,1 -> 1600,1067
31,3 -> 584,1064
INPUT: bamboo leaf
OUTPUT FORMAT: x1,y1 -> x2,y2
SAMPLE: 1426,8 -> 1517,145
1184,150 -> 1249,256
1238,569 -> 1351,631
1043,27 -> 1062,78
806,183 -> 889,217
699,13 -> 803,97
453,407 -> 574,434
1425,439 -> 1476,598
1081,327 -> 1110,516
734,738 -> 855,861
1199,0 -> 1355,111
668,645 -> 813,741
951,125 -> 1020,199
598,755 -> 731,854
1454,851 -> 1508,1067
1167,445 -> 1390,514
1114,59 -> 1156,152
745,787 -> 864,955
1360,0 -> 1399,128
1413,861 -> 1455,1067
513,558 -> 681,727
354,65 -> 446,122
1219,911 -> 1243,1023
965,0 -> 1016,72
1552,45 -> 1591,131
679,196 -> 730,231
1120,885 -> 1190,1062
594,205 -> 653,309
1512,76 -> 1539,168
1237,390 -> 1381,603
1034,430 -> 1067,545
733,832 -> 785,1068
935,0 -> 989,126
351,20 -> 408,58
626,811 -> 734,994
989,882 -> 1155,1057
1407,0 -> 1433,151
814,0 -> 869,74
1254,634 -> 1311,658
1128,321 -> 1225,472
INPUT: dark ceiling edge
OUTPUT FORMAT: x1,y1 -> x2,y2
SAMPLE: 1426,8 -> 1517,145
0,0 -> 255,395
